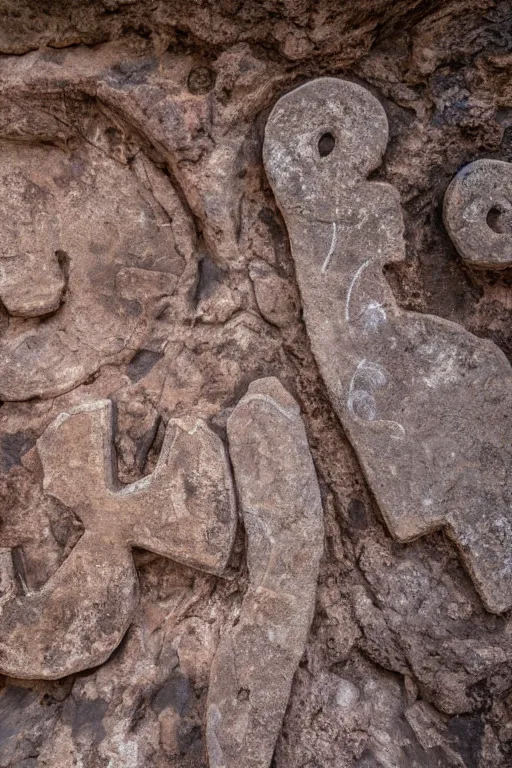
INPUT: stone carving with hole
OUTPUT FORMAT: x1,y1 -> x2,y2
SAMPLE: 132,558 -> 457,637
444,158 -> 512,270
263,77 -> 512,614
0,377 -> 323,768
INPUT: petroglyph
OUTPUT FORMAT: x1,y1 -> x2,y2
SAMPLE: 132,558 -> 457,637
0,127 -> 190,402
207,378 -> 323,768
264,77 -> 512,613
0,400 -> 237,679
444,158 -> 512,269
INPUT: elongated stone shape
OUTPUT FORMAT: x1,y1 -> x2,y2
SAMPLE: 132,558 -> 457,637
263,78 -> 512,613
0,400 -> 237,679
207,378 -> 324,768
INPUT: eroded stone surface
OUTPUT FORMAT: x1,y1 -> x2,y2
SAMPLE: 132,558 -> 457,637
444,159 -> 512,270
264,77 -> 512,614
0,110 -> 190,401
0,400 -> 236,679
207,378 -> 324,768
0,10 -> 511,765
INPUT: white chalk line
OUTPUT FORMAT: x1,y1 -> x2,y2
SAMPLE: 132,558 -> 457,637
346,359 -> 405,438
345,259 -> 371,323
321,222 -> 337,274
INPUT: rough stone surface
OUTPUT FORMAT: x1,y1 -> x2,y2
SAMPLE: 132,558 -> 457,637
0,2 -> 512,767
207,378 -> 323,768
0,130 -> 190,400
0,399 -> 236,679
264,76 -> 512,615
444,159 -> 512,269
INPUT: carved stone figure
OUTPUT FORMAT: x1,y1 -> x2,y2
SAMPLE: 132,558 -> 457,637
0,99 -> 190,402
0,399 -> 237,679
444,159 -> 512,270
263,77 -> 512,614
0,377 -> 323,767
207,378 -> 323,768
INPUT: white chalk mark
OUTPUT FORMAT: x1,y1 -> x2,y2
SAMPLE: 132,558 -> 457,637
241,393 -> 298,421
346,359 -> 406,438
361,301 -> 387,332
321,222 -> 337,274
345,259 -> 371,323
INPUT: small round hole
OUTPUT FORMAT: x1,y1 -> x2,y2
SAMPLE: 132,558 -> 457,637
318,132 -> 336,157
487,206 -> 505,234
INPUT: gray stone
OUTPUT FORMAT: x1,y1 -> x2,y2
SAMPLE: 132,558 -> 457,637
0,400 -> 237,679
263,77 -> 512,613
207,377 -> 324,768
444,159 -> 512,269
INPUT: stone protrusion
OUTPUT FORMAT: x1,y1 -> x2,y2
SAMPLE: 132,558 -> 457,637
444,159 -> 512,269
263,78 -> 512,613
207,377 -> 324,768
0,400 -> 237,679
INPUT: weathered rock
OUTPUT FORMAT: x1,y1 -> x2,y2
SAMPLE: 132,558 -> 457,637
0,3 -> 511,765
0,400 -> 236,678
444,159 -> 512,269
264,77 -> 512,614
0,131 -> 189,401
249,260 -> 299,327
207,377 -> 324,768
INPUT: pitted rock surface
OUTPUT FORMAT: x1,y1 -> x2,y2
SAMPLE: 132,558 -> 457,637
0,4 -> 512,767
444,159 -> 512,270
264,77 -> 512,614
207,378 -> 323,768
0,400 -> 236,679
0,110 -> 190,400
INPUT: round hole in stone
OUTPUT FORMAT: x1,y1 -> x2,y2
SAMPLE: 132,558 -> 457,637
487,206 -> 506,234
318,132 -> 336,157
486,204 -> 512,235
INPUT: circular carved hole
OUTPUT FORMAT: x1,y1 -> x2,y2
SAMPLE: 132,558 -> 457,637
318,132 -> 336,157
487,206 -> 503,233
487,205 -> 512,235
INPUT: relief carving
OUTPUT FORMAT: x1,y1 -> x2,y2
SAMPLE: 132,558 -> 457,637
0,379 -> 323,768
0,52 -> 327,767
263,77 -> 512,614
207,378 -> 323,768
0,398 -> 237,679
444,158 -> 512,270
0,17 -> 510,764
0,88 -> 191,402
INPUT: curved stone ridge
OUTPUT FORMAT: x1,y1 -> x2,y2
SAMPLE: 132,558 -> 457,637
263,77 -> 512,614
0,400 -> 237,679
0,127 -> 191,402
444,158 -> 512,269
207,377 -> 324,768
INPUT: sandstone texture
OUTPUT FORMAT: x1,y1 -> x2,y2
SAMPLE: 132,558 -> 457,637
0,2 -> 512,768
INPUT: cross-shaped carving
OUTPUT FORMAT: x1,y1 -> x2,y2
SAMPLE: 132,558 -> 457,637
0,400 -> 237,679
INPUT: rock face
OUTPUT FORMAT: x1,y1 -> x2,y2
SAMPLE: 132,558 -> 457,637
0,2 -> 512,767
263,78 -> 512,614
207,378 -> 323,768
